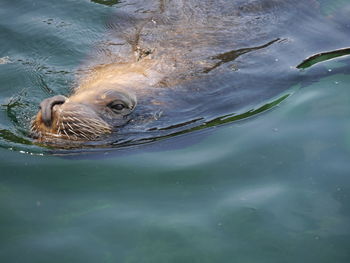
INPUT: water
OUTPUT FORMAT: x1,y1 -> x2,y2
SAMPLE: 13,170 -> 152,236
1,0 -> 350,262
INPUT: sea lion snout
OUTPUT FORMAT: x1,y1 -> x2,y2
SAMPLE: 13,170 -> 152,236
31,88 -> 138,142
39,95 -> 67,127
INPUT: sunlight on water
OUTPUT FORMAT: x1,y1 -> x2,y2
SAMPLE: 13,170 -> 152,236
221,184 -> 286,207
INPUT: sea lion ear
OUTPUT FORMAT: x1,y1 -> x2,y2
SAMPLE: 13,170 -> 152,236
128,92 -> 137,110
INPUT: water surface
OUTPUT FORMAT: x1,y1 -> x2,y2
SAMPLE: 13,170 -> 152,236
0,0 -> 350,262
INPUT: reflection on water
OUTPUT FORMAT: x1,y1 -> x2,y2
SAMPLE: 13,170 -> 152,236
91,0 -> 120,7
297,47 -> 350,69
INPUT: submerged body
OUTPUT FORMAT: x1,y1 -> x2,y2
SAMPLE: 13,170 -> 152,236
31,0 -> 318,143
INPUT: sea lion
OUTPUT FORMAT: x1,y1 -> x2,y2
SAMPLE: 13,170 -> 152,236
31,60 -> 155,141
30,0 -> 319,143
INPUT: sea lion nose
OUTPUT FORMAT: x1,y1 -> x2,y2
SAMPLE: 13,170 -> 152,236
39,95 -> 67,127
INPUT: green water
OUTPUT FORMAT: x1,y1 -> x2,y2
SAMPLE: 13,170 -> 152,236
1,73 -> 350,262
1,0 -> 350,262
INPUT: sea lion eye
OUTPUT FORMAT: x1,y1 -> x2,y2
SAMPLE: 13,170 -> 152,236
108,102 -> 126,111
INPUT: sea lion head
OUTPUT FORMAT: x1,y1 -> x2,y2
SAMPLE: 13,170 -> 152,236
31,88 -> 137,141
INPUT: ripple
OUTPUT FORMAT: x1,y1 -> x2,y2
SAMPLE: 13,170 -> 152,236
0,56 -> 11,65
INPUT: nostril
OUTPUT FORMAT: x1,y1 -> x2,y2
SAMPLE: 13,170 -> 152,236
39,95 -> 67,127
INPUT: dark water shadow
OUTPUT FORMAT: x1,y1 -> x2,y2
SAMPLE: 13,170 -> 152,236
91,0 -> 120,7
297,47 -> 350,69
204,38 -> 281,73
